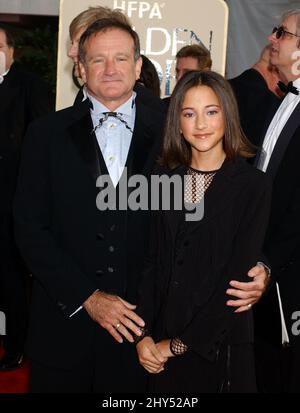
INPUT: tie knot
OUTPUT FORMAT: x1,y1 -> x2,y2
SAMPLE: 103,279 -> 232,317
91,111 -> 133,134
277,81 -> 299,95
102,111 -> 119,117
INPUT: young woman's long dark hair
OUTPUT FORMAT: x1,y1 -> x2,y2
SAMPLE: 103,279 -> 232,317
160,70 -> 255,169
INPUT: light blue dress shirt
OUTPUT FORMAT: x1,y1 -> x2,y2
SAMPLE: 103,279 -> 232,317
88,92 -> 136,187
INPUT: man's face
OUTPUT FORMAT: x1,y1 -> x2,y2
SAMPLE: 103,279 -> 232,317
67,27 -> 85,78
79,28 -> 142,111
0,30 -> 14,74
175,56 -> 199,81
268,14 -> 300,81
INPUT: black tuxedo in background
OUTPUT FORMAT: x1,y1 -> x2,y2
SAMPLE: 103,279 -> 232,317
229,69 -> 280,146
14,92 -> 166,392
253,96 -> 300,393
0,62 -> 52,359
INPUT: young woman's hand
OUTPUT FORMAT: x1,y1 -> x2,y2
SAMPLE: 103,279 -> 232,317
136,336 -> 167,373
155,339 -> 174,359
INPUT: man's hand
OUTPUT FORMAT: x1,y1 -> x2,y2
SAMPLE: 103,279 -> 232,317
136,337 -> 167,374
226,264 -> 269,313
83,291 -> 145,343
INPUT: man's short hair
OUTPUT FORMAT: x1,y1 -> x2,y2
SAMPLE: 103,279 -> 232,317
79,18 -> 141,63
281,9 -> 300,48
0,24 -> 15,48
176,44 -> 212,71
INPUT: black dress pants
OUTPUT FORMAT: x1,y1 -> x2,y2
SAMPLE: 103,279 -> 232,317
30,323 -> 147,393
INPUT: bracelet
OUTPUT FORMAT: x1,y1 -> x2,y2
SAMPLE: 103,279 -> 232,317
170,337 -> 188,356
134,327 -> 149,344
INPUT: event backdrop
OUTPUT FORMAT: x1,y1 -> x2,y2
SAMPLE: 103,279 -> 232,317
56,0 -> 228,109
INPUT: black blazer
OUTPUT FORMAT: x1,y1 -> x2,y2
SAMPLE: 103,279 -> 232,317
229,69 -> 280,146
0,62 -> 53,213
137,158 -> 271,362
13,92 -> 166,367
255,99 -> 300,346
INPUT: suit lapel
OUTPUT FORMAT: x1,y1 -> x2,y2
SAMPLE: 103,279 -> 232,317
126,96 -> 160,179
68,100 -> 101,182
164,160 -> 242,242
267,100 -> 300,179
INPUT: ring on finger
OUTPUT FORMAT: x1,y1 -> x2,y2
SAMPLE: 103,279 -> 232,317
115,322 -> 121,329
247,303 -> 252,309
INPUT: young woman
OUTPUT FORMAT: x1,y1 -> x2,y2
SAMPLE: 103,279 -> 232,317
135,70 -> 271,393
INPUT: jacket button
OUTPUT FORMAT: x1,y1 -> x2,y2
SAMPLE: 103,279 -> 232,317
183,241 -> 189,247
57,301 -> 67,311
97,233 -> 104,240
96,269 -> 104,276
108,267 -> 114,273
110,225 -> 116,232
174,280 -> 179,286
108,246 -> 115,252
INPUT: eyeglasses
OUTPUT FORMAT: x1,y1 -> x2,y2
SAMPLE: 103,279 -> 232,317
272,26 -> 300,39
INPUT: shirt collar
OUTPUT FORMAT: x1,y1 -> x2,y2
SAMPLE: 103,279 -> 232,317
0,67 -> 11,84
87,92 -> 136,118
293,77 -> 300,91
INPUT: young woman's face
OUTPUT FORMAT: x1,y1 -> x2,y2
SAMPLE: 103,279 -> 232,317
180,85 -> 225,159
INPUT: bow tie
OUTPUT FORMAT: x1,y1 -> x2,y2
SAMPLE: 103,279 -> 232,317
91,111 -> 133,134
277,81 -> 299,95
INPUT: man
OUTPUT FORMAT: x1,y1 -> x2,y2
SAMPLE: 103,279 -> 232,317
14,17 -> 166,393
254,9 -> 300,393
67,6 -> 131,92
230,45 -> 282,146
175,44 -> 212,82
67,7 -> 160,108
0,24 -> 52,371
14,17 -> 268,393
164,44 -> 212,106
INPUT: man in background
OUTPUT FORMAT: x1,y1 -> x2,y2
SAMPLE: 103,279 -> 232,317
164,44 -> 212,106
230,44 -> 282,146
253,9 -> 300,393
0,24 -> 52,370
175,43 -> 212,81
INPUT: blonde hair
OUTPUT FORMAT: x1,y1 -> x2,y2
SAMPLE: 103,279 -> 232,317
69,6 -> 131,39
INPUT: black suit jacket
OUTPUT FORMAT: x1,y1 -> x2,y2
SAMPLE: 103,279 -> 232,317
0,62 -> 53,213
137,158 -> 271,362
255,98 -> 300,346
13,92 -> 166,368
229,69 -> 280,146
